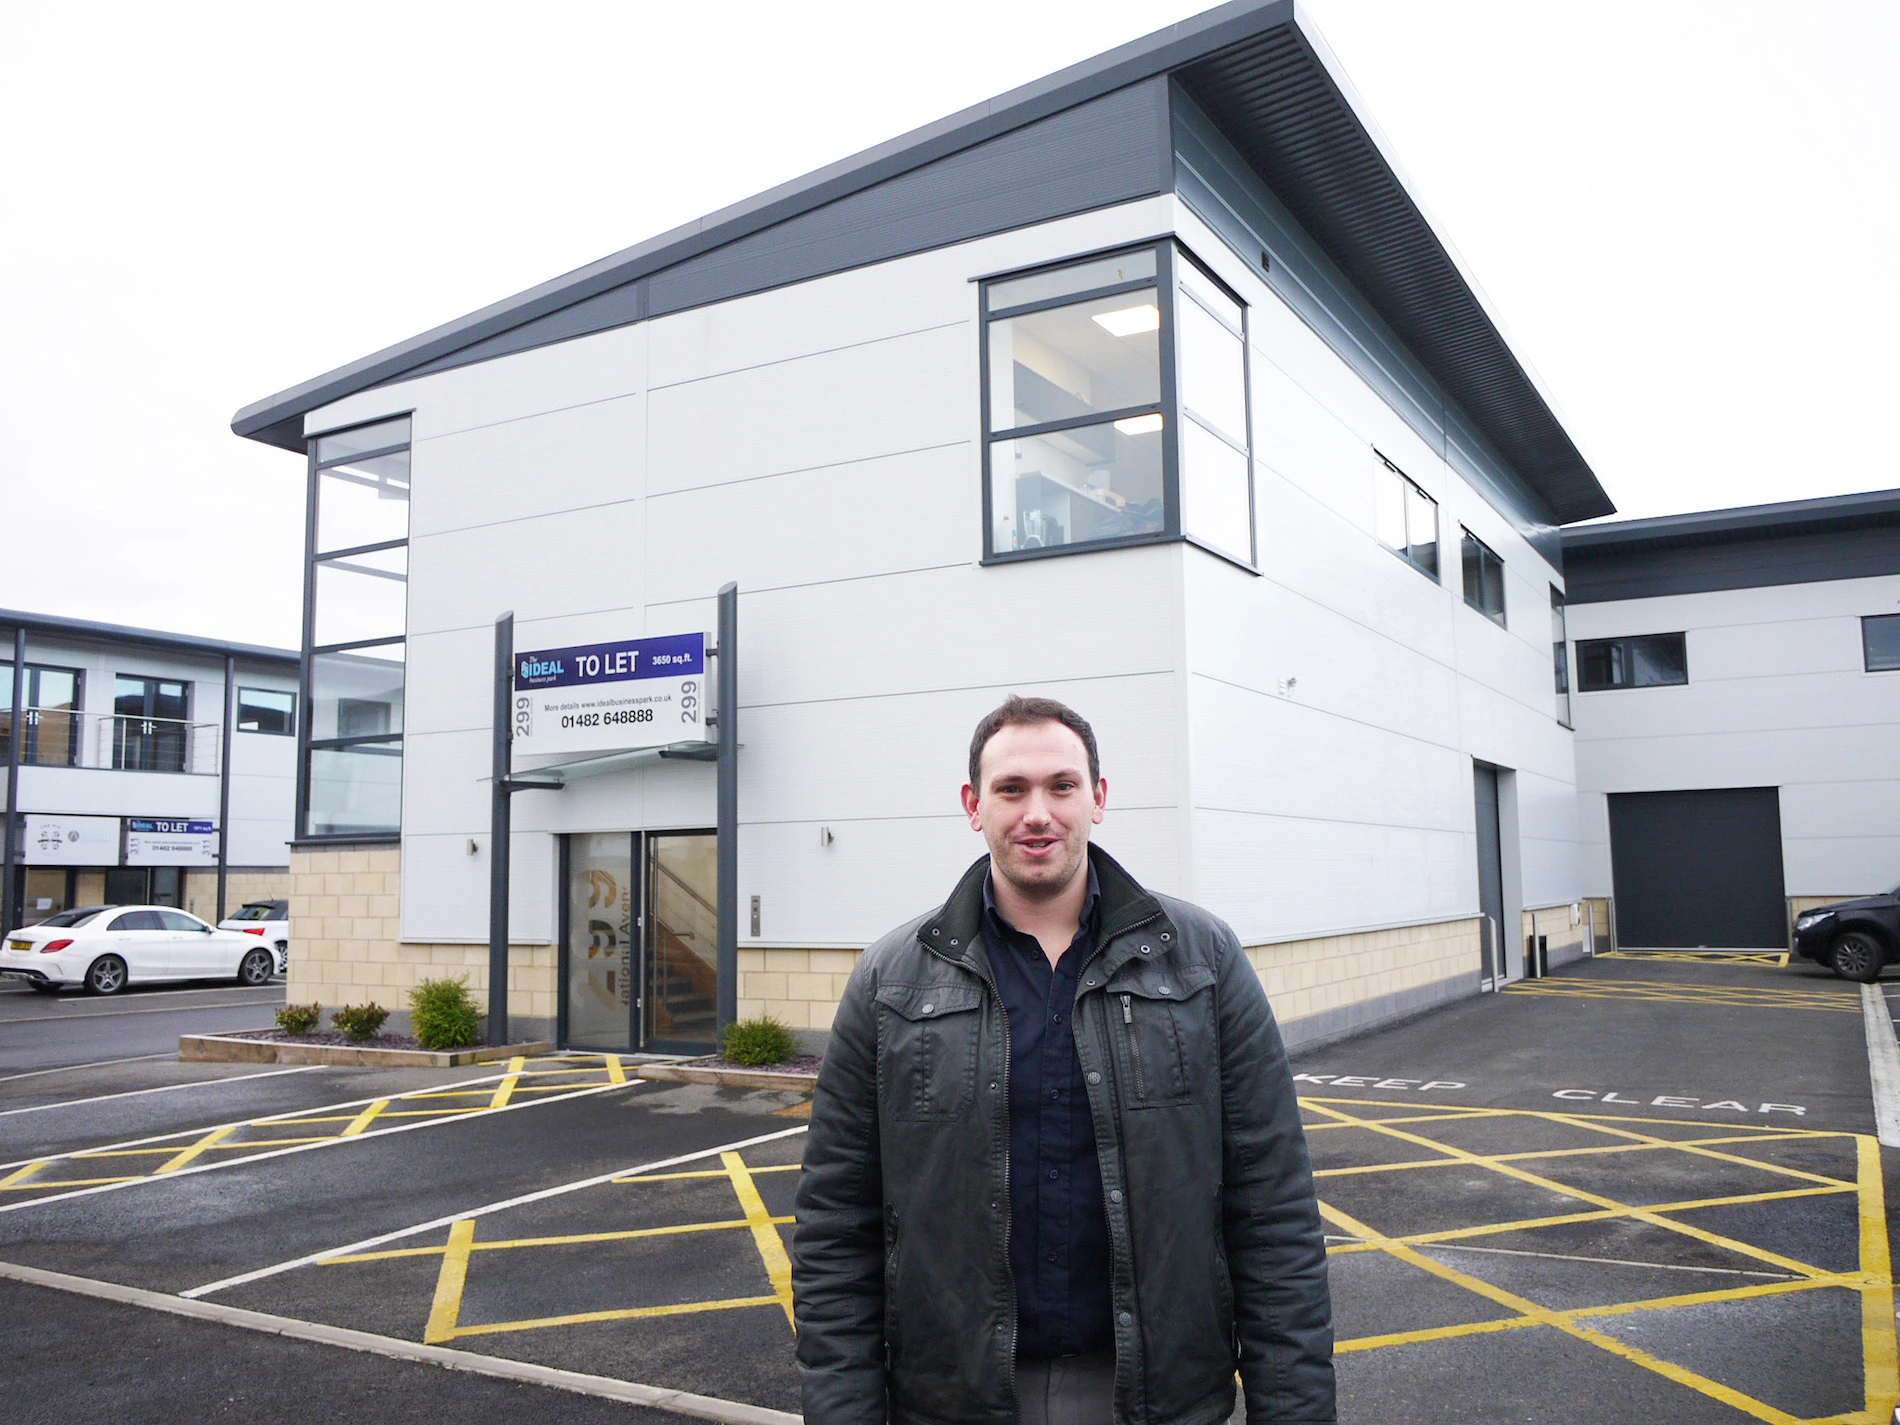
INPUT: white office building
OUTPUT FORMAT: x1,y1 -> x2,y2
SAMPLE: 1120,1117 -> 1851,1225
2,610 -> 300,929
231,1 -> 1632,1049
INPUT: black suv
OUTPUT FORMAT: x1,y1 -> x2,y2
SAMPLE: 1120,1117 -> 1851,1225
1792,882 -> 1900,982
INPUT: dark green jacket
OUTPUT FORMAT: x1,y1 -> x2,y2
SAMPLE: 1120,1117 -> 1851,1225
792,846 -> 1335,1425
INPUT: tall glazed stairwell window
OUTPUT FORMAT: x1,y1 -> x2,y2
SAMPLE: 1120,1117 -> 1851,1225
980,241 -> 1254,566
300,416 -> 410,840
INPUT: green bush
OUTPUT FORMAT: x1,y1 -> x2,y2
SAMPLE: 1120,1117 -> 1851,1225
331,1002 -> 390,1042
408,976 -> 484,1051
720,1015 -> 798,1067
275,1002 -> 321,1037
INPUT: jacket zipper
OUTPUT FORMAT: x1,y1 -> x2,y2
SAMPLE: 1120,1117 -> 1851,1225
1120,994 -> 1147,1100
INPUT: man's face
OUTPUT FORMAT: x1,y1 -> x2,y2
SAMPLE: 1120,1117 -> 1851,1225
960,720 -> 1107,898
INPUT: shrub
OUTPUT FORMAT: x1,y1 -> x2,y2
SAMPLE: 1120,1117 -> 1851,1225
276,1002 -> 321,1037
409,976 -> 484,1051
331,1002 -> 390,1042
720,1015 -> 798,1067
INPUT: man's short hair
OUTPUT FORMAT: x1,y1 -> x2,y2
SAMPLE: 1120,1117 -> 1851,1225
967,695 -> 1101,791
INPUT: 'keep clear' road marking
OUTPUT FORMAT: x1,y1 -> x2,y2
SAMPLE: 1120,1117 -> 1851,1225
1295,1074 -> 1467,1092
1551,1090 -> 1807,1116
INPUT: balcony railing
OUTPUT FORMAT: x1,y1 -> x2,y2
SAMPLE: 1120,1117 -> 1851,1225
0,709 -> 223,775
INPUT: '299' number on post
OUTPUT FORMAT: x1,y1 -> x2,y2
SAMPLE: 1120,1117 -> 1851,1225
679,680 -> 698,723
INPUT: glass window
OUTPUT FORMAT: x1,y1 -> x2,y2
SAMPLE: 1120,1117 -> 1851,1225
306,743 -> 404,838
316,448 -> 411,554
1180,418 -> 1252,560
112,675 -> 190,772
1864,614 -> 1900,672
313,546 -> 408,648
989,423 -> 1165,553
1551,588 -> 1571,727
1374,461 -> 1438,580
0,663 -> 82,767
315,417 -> 410,466
1576,634 -> 1688,691
987,292 -> 1161,432
108,910 -> 164,931
1461,531 -> 1506,625
986,250 -> 1157,313
237,688 -> 296,735
157,910 -> 208,932
1177,292 -> 1246,444
310,644 -> 405,742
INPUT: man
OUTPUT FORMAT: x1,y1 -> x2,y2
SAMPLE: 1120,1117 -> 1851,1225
793,695 -> 1335,1425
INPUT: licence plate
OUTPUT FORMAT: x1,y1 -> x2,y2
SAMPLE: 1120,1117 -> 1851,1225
6,940 -> 30,952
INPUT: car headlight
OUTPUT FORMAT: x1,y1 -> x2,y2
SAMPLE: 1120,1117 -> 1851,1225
1795,911 -> 1834,930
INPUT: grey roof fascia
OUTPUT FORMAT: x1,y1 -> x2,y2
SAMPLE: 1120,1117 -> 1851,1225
232,0 -> 1298,451
1562,487 -> 1900,551
0,608 -> 299,667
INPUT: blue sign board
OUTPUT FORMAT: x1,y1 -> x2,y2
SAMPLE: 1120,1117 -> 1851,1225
515,633 -> 704,691
127,819 -> 216,835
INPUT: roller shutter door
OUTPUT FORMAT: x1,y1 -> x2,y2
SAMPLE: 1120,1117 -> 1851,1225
1607,788 -> 1787,949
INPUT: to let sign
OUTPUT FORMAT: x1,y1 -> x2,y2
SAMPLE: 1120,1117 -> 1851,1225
125,819 -> 219,866
512,632 -> 709,756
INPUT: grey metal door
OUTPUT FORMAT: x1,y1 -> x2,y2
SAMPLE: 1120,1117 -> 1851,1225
1608,788 -> 1787,948
1473,763 -> 1506,983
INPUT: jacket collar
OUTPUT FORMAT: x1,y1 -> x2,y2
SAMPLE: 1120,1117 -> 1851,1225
918,844 -> 1172,982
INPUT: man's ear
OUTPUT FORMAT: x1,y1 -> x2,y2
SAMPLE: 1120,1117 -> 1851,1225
961,782 -> 983,829
1092,777 -> 1107,825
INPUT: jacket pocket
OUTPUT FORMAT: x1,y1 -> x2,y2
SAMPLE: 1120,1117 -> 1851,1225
875,982 -> 984,1121
1109,965 -> 1216,1108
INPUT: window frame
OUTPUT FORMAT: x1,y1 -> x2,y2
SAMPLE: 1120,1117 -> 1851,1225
236,686 -> 298,737
1459,529 -> 1507,627
1863,613 -> 1900,674
1574,632 -> 1690,692
1372,451 -> 1439,582
1550,586 -> 1571,728
0,661 -> 85,768
298,414 -> 413,845
977,239 -> 1256,571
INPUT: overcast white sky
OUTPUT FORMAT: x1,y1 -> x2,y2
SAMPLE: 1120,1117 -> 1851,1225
3,0 -> 1894,649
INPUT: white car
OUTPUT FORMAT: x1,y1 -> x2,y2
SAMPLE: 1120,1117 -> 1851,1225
0,905 -> 278,995
218,899 -> 291,975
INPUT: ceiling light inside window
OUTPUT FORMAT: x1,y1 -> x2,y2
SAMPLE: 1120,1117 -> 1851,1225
1092,304 -> 1160,337
1114,414 -> 1164,436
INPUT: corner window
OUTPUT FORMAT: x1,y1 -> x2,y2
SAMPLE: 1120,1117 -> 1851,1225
302,416 -> 410,839
1864,614 -> 1900,673
0,662 -> 82,768
1373,454 -> 1438,580
1460,530 -> 1506,625
237,687 -> 296,736
1550,588 -> 1570,727
981,241 -> 1253,566
1576,633 -> 1688,691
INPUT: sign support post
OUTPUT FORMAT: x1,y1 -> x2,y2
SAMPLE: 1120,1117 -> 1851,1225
2,625 -> 22,936
716,583 -> 738,1036
489,612 -> 514,1046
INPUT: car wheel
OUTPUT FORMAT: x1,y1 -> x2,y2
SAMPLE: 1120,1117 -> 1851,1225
237,948 -> 275,987
1830,931 -> 1886,983
85,956 -> 128,996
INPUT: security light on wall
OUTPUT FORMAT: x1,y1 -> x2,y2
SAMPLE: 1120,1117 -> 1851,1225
1091,303 -> 1160,337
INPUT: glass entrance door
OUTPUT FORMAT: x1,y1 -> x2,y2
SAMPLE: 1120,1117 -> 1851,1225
643,833 -> 718,1053
560,831 -> 717,1053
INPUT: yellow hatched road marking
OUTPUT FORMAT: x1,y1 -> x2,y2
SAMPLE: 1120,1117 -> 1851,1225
423,1218 -> 476,1344
724,1151 -> 794,1328
450,1294 -> 783,1338
155,1125 -> 234,1174
323,1215 -> 793,1264
614,1164 -> 802,1184
488,1058 -> 526,1110
1600,950 -> 1790,966
0,1175 -> 142,1190
0,1162 -> 46,1188
606,1055 -> 625,1084
1538,1112 -> 1856,1189
1319,1197 -> 1807,1425
1858,1134 -> 1899,1420
340,1100 -> 390,1137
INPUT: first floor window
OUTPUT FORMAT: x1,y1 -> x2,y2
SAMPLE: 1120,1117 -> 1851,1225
113,675 -> 190,772
237,687 -> 296,736
1373,455 -> 1439,579
0,662 -> 81,767
1864,614 -> 1900,673
1576,633 -> 1688,691
1551,588 -> 1570,726
1460,530 -> 1506,625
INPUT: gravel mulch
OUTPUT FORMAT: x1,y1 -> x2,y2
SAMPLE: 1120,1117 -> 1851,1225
681,1052 -> 823,1075
223,1028 -> 430,1051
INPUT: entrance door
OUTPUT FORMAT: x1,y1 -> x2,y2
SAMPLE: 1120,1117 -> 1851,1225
105,867 -> 148,905
1474,763 -> 1507,985
1608,788 -> 1787,948
559,831 -> 718,1053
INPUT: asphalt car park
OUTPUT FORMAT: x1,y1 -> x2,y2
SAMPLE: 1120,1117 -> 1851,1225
0,950 -> 1891,1425
0,977 -> 287,1074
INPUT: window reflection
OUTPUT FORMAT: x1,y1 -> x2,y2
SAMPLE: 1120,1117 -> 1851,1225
317,449 -> 410,554
311,644 -> 405,742
990,422 -> 1165,552
988,292 -> 1161,432
306,744 -> 403,838
313,547 -> 408,648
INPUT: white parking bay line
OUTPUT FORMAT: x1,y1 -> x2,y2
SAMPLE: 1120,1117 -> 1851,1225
0,1053 -> 175,1084
183,1123 -> 810,1300
0,1075 -> 645,1210
1862,983 -> 1900,1148
0,1258 -> 799,1425
0,1065 -> 325,1119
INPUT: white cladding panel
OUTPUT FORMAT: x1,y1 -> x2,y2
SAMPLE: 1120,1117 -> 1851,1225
1571,574 -> 1900,896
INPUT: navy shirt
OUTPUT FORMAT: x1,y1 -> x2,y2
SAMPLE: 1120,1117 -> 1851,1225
982,869 -> 1112,1362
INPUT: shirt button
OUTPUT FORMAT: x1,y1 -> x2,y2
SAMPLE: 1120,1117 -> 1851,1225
1051,1013 -> 1062,1023
1086,1072 -> 1101,1085
1109,1189 -> 1124,1204
1047,1169 -> 1059,1180
1046,1251 -> 1058,1263
1049,1088 -> 1060,1100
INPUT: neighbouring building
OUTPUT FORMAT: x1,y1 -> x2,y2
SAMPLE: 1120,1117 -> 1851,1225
2,609 -> 299,929
231,0 -> 1617,1051
1562,490 -> 1900,950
